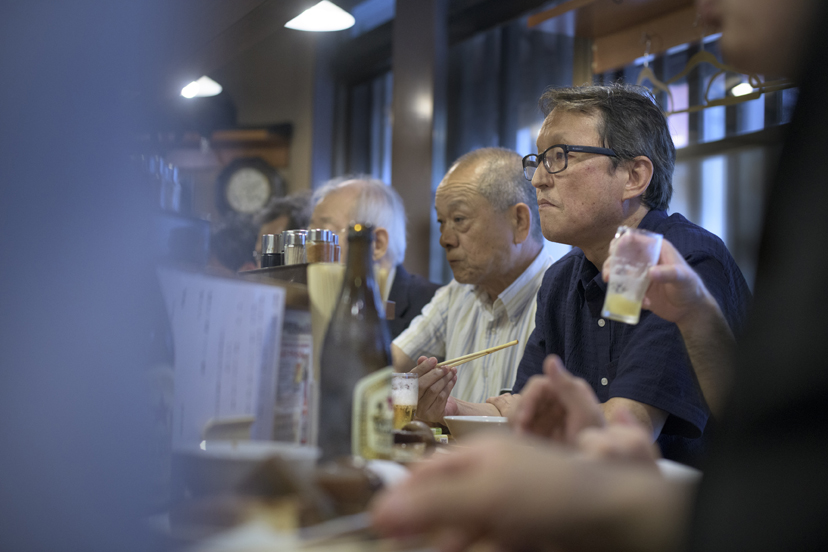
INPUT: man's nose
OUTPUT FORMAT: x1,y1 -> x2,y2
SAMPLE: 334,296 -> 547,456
440,227 -> 457,249
531,170 -> 549,190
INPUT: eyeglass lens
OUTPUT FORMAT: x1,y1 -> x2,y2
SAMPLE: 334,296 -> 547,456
523,146 -> 566,180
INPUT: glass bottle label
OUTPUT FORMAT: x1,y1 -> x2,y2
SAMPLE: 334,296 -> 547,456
351,366 -> 393,459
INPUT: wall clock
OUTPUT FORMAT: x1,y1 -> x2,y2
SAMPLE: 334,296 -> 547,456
216,158 -> 284,216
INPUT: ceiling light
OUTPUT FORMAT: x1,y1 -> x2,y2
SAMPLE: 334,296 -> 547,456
284,1 -> 355,32
731,82 -> 754,97
181,76 -> 222,98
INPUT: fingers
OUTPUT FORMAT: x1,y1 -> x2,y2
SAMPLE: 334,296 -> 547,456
411,357 -> 438,378
648,264 -> 688,284
417,368 -> 457,423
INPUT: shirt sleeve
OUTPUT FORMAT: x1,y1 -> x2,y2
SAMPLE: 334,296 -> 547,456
392,282 -> 451,361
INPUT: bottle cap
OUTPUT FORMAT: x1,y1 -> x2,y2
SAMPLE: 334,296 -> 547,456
348,222 -> 374,239
307,228 -> 333,242
261,234 -> 278,254
284,232 -> 306,246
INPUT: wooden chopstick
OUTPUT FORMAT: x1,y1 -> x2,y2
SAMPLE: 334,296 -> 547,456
436,339 -> 519,367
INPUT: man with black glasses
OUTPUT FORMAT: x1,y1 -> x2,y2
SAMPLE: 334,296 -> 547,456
513,83 -> 751,463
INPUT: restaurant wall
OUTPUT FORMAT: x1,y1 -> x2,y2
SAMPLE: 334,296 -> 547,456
213,29 -> 317,194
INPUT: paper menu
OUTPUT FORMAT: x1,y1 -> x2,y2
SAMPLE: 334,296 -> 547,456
157,267 -> 286,447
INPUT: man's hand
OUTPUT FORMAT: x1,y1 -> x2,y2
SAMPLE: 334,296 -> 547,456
411,356 -> 458,424
371,433 -> 688,552
511,355 -> 605,443
577,407 -> 660,465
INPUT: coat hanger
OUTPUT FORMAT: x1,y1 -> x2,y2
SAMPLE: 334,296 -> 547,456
635,34 -> 675,111
634,19 -> 794,116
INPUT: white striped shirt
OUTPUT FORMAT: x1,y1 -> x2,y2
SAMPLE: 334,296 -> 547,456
393,245 -> 556,403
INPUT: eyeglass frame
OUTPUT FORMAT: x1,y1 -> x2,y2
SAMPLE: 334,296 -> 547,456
522,144 -> 618,181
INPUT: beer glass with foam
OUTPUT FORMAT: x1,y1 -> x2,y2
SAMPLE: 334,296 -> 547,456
391,373 -> 418,429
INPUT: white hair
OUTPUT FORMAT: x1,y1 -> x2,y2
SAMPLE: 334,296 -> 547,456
312,176 -> 407,266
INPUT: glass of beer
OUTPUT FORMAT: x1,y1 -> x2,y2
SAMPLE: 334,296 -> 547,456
391,372 -> 418,429
601,226 -> 663,325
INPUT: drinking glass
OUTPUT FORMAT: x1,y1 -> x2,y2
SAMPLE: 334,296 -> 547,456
601,226 -> 663,325
391,373 -> 418,429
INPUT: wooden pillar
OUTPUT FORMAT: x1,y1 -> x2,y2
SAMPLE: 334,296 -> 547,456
572,36 -> 594,86
391,0 -> 448,280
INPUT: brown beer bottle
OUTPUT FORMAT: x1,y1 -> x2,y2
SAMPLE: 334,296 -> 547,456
318,223 -> 393,460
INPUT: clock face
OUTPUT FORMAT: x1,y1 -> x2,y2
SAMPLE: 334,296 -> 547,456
226,168 -> 271,214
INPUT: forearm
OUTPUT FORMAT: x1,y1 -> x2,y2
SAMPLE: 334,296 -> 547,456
391,343 -> 416,372
676,295 -> 735,418
601,397 -> 667,440
453,398 -> 501,417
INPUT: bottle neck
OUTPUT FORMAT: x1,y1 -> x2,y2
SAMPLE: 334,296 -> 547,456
343,235 -> 374,283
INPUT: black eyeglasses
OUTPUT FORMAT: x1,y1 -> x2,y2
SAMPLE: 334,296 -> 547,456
522,144 -> 617,181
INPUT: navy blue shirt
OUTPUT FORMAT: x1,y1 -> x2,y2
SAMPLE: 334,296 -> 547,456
513,210 -> 751,464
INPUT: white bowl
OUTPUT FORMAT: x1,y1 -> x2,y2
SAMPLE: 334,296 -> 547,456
443,416 -> 509,440
172,440 -> 320,497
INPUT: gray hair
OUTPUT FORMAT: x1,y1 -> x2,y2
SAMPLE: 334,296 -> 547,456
312,176 -> 407,266
450,147 -> 543,242
539,83 -> 675,211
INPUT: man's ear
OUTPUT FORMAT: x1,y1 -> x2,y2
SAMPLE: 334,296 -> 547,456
373,227 -> 389,262
621,156 -> 654,201
511,203 -> 532,245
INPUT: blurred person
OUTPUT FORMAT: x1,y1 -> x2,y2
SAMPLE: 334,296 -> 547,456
373,1 -> 828,551
392,147 -> 555,413
310,176 -> 441,339
1,2 -> 166,550
208,217 -> 258,274
511,83 -> 751,464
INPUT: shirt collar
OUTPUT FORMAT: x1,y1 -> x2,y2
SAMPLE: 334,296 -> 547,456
485,242 -> 556,320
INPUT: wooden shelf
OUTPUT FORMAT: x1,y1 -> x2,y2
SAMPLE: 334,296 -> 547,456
528,0 -> 717,74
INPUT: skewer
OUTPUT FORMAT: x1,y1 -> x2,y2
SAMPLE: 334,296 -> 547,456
436,339 -> 519,368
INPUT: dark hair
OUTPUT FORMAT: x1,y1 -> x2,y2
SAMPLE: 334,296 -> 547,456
210,218 -> 258,271
254,193 -> 312,230
538,83 -> 675,210
451,147 -> 544,243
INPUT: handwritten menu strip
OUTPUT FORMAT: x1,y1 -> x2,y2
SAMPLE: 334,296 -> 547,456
157,267 -> 286,447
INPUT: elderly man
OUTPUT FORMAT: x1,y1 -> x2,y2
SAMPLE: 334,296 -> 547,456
512,83 -> 752,463
391,147 -> 555,409
309,177 -> 441,339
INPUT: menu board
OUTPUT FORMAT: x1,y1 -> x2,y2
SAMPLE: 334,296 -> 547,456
157,267 -> 286,447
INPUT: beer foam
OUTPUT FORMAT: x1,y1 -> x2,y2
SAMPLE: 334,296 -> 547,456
391,378 -> 418,405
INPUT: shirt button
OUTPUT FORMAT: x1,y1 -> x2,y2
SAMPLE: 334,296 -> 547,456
598,319 -> 606,327
601,377 -> 608,386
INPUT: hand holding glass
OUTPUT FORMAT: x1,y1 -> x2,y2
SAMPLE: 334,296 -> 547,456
601,227 -> 663,325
